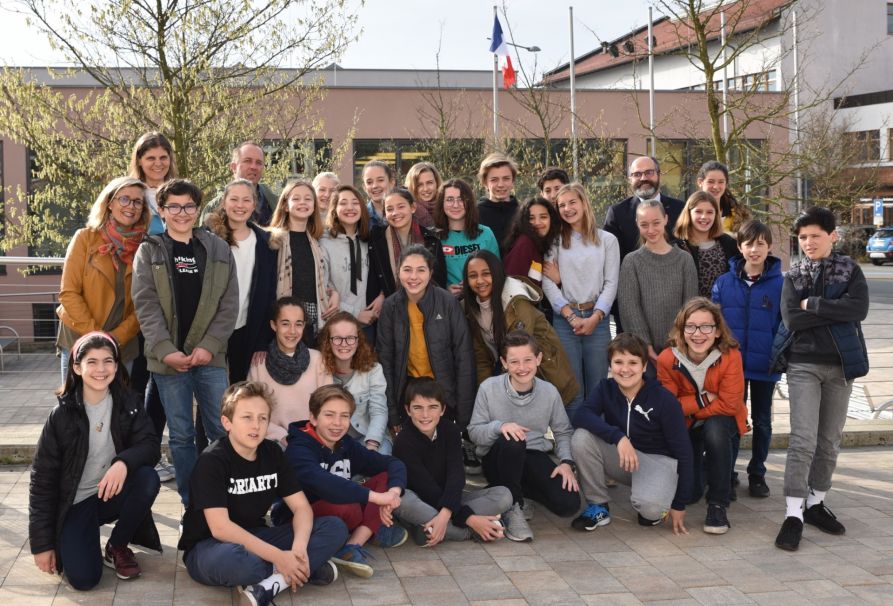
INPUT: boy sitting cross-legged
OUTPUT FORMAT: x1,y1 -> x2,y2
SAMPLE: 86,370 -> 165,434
571,333 -> 694,535
394,377 -> 512,546
284,384 -> 408,578
178,381 -> 348,606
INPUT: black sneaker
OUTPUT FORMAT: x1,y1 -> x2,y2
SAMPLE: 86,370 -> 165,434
405,522 -> 429,546
703,504 -> 730,534
308,559 -> 338,586
462,440 -> 482,475
803,502 -> 846,535
730,485 -> 738,502
637,511 -> 667,527
775,516 -> 803,551
240,581 -> 279,606
748,475 -> 770,498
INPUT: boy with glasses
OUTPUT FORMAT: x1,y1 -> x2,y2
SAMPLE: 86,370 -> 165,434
133,178 -> 239,506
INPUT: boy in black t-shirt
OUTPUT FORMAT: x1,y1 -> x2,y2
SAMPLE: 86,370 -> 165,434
179,382 -> 348,606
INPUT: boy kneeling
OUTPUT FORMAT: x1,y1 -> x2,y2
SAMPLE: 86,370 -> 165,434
571,333 -> 694,535
284,384 -> 408,578
394,378 -> 511,545
178,381 -> 347,606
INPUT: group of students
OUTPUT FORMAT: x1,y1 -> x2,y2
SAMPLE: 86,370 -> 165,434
29,138 -> 869,604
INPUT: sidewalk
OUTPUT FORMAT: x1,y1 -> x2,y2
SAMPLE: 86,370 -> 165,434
1,447 -> 892,605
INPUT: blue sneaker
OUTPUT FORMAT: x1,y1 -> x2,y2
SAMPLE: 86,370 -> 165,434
239,581 -> 279,606
331,544 -> 374,578
571,503 -> 611,531
371,523 -> 408,548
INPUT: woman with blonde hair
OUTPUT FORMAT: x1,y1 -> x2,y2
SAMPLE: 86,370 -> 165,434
57,176 -> 149,377
542,183 -> 620,418
404,161 -> 440,227
128,132 -> 177,235
269,179 -> 339,345
674,191 -> 738,298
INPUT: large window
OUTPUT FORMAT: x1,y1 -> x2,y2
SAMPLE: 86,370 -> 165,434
844,130 -> 881,163
888,2 -> 893,34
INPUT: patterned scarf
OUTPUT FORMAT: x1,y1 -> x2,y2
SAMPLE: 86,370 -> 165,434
264,339 -> 311,386
98,218 -> 145,269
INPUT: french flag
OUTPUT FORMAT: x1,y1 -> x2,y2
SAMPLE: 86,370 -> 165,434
490,16 -> 516,88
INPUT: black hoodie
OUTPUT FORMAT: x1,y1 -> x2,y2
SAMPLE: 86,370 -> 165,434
477,196 -> 519,254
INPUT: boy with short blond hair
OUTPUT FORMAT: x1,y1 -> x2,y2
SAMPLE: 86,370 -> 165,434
179,381 -> 347,606
477,152 -> 520,253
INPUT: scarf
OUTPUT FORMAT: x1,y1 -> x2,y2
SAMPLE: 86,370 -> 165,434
347,234 -> 362,295
98,218 -> 145,269
264,340 -> 311,386
387,219 -> 425,278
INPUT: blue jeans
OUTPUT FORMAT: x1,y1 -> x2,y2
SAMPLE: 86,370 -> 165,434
153,365 -> 228,504
731,379 -> 775,478
58,466 -> 160,590
552,309 -> 610,420
689,415 -> 738,507
185,517 -> 348,587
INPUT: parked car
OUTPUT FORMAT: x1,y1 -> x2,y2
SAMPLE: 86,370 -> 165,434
867,227 -> 893,265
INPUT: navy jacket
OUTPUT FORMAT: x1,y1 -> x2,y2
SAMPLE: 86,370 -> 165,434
712,255 -> 783,382
284,420 -> 406,504
573,377 -> 693,511
771,253 -> 869,380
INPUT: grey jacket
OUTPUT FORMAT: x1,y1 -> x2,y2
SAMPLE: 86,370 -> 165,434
344,363 -> 390,448
132,229 -> 239,374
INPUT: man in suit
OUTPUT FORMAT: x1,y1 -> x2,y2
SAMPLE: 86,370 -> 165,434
604,156 -> 685,331
200,141 -> 278,226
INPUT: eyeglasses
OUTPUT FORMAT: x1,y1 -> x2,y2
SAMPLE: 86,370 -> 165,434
443,197 -> 465,206
629,169 -> 658,179
683,324 -> 716,335
329,335 -> 359,346
115,195 -> 144,208
163,203 -> 199,215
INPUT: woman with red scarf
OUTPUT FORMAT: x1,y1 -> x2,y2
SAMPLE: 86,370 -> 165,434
57,176 -> 149,378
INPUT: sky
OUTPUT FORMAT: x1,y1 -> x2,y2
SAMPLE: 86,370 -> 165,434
0,0 -> 656,74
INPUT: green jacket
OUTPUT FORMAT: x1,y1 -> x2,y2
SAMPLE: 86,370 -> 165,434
469,277 -> 579,405
132,229 -> 239,374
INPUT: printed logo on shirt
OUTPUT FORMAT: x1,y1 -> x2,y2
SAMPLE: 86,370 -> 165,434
634,404 -> 654,422
228,473 -> 279,495
321,459 -> 351,479
174,255 -> 198,275
442,243 -> 481,256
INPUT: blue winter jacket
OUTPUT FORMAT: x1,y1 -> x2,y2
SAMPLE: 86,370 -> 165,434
711,255 -> 783,382
284,420 -> 406,505
573,377 -> 694,511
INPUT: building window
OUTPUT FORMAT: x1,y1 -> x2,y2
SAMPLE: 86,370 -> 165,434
32,303 -> 58,343
888,2 -> 893,34
352,139 -> 486,186
844,130 -> 881,163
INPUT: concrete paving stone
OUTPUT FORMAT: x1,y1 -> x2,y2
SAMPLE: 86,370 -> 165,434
51,584 -> 115,605
468,600 -> 528,606
504,569 -> 570,594
685,585 -> 755,605
551,560 -> 626,594
449,564 -> 522,602
684,546 -> 744,564
400,575 -> 469,605
433,543 -> 495,567
529,535 -> 591,562
606,565 -> 689,602
391,559 -> 450,577
745,591 -> 814,605
521,589 -> 587,605
492,555 -> 552,573
342,570 -> 408,606
621,536 -> 686,558
0,585 -> 58,606
293,581 -> 353,606
590,551 -> 648,567
580,593 -> 643,605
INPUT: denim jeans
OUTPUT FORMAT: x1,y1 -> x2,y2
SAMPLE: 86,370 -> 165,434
689,415 -> 738,507
58,466 -> 160,590
185,517 -> 348,587
783,362 -> 853,498
732,379 -> 776,478
552,309 -> 611,420
153,365 -> 228,504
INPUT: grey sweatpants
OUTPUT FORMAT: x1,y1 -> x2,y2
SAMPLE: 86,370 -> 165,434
395,487 -> 513,541
571,428 -> 678,520
783,362 -> 853,498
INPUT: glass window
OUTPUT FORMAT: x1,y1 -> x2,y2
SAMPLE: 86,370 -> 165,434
888,2 -> 893,34
844,130 -> 881,162
352,139 -> 485,187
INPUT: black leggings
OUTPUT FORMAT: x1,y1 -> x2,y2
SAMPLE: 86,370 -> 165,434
482,435 -> 580,517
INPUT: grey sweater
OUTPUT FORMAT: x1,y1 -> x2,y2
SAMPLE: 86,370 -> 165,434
618,246 -> 698,352
468,374 -> 573,461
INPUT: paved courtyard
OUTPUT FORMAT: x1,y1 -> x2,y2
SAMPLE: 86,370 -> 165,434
1,447 -> 892,605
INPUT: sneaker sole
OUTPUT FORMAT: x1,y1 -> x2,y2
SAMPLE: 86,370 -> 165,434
703,525 -> 730,535
102,556 -> 141,580
775,539 -> 800,551
804,518 -> 846,535
504,531 -> 533,542
748,489 -> 770,498
331,557 -> 374,578
309,560 -> 339,586
239,586 -> 261,606
573,517 -> 612,532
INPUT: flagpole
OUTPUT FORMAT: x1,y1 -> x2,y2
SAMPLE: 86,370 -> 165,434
648,5 -> 655,157
492,5 -> 500,145
569,6 -> 578,181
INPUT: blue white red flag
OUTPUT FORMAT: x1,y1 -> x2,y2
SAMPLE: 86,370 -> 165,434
490,16 -> 516,88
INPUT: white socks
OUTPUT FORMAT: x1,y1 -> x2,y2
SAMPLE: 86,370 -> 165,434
786,496 -> 805,520
806,488 -> 826,508
260,573 -> 287,594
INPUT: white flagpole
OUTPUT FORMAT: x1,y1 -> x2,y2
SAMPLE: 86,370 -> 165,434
493,5 -> 500,144
648,5 -> 656,157
570,6 -> 578,180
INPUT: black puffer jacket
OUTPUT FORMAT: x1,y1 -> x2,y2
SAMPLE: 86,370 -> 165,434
29,388 -> 162,564
368,224 -> 447,297
376,284 -> 475,429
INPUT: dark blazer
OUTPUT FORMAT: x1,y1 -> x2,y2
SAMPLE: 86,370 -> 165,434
368,225 -> 447,297
604,194 -> 685,260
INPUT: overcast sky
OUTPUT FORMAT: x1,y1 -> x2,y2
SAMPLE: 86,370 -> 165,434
0,0 -> 656,73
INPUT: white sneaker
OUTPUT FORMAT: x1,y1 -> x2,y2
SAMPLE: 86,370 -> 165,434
503,503 -> 534,542
155,460 -> 175,483
521,499 -> 536,520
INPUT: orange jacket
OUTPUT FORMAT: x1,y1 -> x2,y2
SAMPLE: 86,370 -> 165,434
56,228 -> 139,351
656,346 -> 749,435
